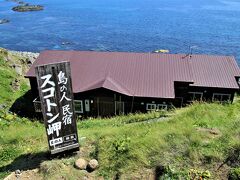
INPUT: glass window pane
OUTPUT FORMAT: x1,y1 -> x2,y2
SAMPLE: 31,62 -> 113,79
222,95 -> 230,101
75,101 -> 83,113
213,95 -> 221,101
194,93 -> 202,101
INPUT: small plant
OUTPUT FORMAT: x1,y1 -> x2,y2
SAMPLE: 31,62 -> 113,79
228,167 -> 240,180
112,136 -> 131,155
193,121 -> 209,128
106,136 -> 131,178
188,169 -> 211,179
159,166 -> 188,179
90,138 -> 100,160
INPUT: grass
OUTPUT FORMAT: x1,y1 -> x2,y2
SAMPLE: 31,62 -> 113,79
0,49 -> 29,107
81,102 -> 240,179
1,102 -> 239,179
0,49 -> 239,179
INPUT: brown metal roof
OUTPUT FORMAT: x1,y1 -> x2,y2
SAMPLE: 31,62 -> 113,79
26,50 -> 240,98
189,55 -> 240,89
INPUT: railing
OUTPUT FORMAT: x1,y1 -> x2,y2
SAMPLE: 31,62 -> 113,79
33,97 -> 42,112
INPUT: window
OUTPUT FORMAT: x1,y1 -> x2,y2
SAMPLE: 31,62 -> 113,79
188,92 -> 203,101
146,103 -> 156,111
74,100 -> 83,113
212,93 -> 231,102
156,104 -> 168,110
146,103 -> 168,111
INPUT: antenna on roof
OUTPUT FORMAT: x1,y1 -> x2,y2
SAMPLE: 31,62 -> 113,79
182,45 -> 198,59
189,45 -> 198,57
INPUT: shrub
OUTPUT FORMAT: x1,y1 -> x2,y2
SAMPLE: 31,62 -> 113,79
112,136 -> 131,155
188,169 -> 211,179
229,167 -> 240,180
0,146 -> 21,162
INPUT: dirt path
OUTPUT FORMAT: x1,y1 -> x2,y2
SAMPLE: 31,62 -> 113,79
4,169 -> 43,180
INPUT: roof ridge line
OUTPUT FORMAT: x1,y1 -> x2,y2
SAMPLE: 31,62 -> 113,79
103,76 -> 133,96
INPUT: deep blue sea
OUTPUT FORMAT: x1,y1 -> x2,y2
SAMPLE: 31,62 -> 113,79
0,0 -> 240,63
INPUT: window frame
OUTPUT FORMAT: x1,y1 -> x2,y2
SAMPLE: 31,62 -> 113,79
212,93 -> 231,102
156,104 -> 168,110
188,92 -> 203,102
74,100 -> 83,113
146,103 -> 156,111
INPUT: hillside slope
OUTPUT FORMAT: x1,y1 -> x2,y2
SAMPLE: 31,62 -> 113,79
0,49 -> 239,179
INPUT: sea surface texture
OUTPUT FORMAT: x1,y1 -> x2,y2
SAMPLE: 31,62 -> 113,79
0,0 -> 240,63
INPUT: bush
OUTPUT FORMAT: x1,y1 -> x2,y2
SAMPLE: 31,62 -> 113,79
0,146 -> 21,162
188,169 -> 211,179
159,166 -> 188,179
229,167 -> 240,180
112,136 -> 131,154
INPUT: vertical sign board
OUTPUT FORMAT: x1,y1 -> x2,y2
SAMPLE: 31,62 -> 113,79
35,62 -> 79,155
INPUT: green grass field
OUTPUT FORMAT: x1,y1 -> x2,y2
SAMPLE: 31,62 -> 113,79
0,101 -> 240,179
0,49 -> 239,179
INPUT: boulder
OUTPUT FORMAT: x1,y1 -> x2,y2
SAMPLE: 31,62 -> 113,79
75,158 -> 88,170
12,64 -> 22,75
11,79 -> 20,91
0,19 -> 10,24
12,5 -> 44,12
88,159 -> 99,171
61,41 -> 71,45
15,169 -> 21,178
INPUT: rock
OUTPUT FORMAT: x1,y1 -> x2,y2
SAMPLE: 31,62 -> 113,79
27,58 -> 34,65
0,104 -> 7,109
15,169 -> 21,178
11,79 -> 20,91
15,169 -> 21,175
196,127 -> 221,137
61,41 -> 71,45
88,159 -> 99,171
75,158 -> 88,170
0,19 -> 10,24
12,64 -> 22,75
9,50 -> 39,64
12,5 -> 44,12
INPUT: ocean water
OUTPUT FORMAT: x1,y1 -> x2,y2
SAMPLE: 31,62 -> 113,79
0,0 -> 240,63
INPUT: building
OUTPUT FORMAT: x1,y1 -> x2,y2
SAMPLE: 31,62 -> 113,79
25,50 -> 240,117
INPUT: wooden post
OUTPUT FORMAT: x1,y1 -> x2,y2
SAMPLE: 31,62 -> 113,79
97,97 -> 100,117
35,62 -> 79,155
131,95 -> 135,113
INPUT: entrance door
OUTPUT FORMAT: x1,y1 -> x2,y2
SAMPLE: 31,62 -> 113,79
115,101 -> 125,115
